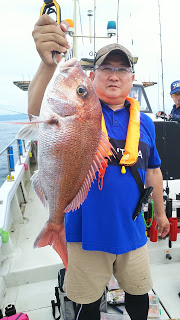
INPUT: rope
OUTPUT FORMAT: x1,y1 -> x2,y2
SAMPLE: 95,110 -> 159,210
142,200 -> 154,228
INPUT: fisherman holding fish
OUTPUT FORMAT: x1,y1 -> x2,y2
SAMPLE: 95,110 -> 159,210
28,15 -> 170,320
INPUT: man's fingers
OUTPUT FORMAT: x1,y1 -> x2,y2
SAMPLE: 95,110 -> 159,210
160,229 -> 169,238
36,40 -> 67,56
60,20 -> 69,32
35,16 -> 69,30
34,24 -> 66,37
35,14 -> 58,27
157,225 -> 170,238
32,16 -> 70,66
33,21 -> 70,50
35,32 -> 68,46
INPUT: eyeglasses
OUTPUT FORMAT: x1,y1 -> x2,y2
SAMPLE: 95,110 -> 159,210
94,65 -> 133,76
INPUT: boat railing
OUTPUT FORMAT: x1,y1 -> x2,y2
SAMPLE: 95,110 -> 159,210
0,139 -> 37,251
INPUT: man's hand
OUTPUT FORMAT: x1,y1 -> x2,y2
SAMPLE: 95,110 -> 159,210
32,15 -> 70,66
154,213 -> 170,238
145,168 -> 170,238
156,111 -> 168,120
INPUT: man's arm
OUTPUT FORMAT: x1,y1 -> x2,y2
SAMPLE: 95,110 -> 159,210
28,15 -> 69,120
145,167 -> 170,238
168,113 -> 180,122
28,62 -> 56,119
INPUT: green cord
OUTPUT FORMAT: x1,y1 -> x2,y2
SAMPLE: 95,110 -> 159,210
0,228 -> 9,243
142,200 -> 154,228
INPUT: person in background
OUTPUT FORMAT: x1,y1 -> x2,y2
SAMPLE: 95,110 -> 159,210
156,80 -> 180,121
28,15 -> 170,320
168,80 -> 180,121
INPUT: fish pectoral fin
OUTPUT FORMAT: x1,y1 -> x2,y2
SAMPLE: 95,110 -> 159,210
64,131 -> 115,213
31,171 -> 48,208
34,221 -> 68,269
15,115 -> 55,140
16,122 -> 39,140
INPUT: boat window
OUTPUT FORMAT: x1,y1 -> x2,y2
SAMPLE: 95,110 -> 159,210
129,84 -> 152,113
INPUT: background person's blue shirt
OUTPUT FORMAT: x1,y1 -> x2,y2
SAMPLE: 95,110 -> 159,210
169,105 -> 180,121
171,104 -> 180,115
65,100 -> 161,254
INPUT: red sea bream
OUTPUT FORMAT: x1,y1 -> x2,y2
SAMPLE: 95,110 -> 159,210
18,58 -> 113,269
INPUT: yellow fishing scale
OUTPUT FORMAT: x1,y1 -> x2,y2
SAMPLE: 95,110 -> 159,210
40,0 -> 61,24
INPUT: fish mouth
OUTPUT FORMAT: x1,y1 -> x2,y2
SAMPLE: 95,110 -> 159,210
58,58 -> 80,79
59,68 -> 75,79
60,58 -> 78,69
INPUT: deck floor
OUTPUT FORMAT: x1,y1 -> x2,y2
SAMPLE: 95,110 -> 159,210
1,185 -> 180,319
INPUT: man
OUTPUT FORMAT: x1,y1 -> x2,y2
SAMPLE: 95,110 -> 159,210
29,15 -> 170,320
156,80 -> 180,121
168,80 -> 180,121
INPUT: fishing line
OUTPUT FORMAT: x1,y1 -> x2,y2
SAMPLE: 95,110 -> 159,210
0,107 -> 37,119
93,0 -> 96,61
158,0 -> 169,192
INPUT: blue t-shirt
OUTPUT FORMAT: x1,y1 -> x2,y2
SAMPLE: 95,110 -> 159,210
65,101 -> 161,254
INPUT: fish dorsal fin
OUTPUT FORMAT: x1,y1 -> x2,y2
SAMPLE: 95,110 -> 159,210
64,131 -> 113,213
31,171 -> 48,209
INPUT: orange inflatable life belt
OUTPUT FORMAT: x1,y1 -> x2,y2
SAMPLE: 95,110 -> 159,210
98,97 -> 140,189
101,97 -> 140,166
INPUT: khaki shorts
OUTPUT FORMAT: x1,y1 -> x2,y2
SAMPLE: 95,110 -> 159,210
64,243 -> 153,304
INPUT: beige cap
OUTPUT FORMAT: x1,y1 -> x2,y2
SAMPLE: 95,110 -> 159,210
94,43 -> 133,68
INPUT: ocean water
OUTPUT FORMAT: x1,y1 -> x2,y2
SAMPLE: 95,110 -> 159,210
0,121 -> 25,187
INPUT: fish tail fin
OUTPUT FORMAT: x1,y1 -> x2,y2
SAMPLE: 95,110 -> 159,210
34,221 -> 68,269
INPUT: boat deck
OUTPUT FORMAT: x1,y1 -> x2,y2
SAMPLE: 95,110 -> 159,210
0,182 -> 180,319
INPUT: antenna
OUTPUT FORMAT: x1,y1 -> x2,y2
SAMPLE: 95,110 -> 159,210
87,9 -> 93,44
158,0 -> 165,113
73,0 -> 78,58
117,0 -> 120,43
77,0 -> 84,45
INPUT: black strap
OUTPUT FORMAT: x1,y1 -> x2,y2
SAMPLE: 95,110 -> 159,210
109,141 -> 153,220
109,138 -> 145,194
51,287 -> 61,320
58,268 -> 66,292
130,164 -> 153,220
130,165 -> 144,194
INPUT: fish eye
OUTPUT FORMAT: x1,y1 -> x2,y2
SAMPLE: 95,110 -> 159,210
76,85 -> 88,97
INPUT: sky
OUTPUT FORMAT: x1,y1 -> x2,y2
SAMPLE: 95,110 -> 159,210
0,0 -> 179,116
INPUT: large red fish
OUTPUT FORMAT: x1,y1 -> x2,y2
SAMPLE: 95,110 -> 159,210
18,58 -> 113,269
